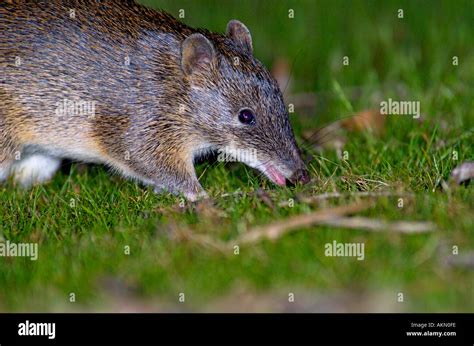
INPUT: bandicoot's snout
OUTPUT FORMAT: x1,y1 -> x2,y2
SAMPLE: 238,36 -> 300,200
289,168 -> 310,185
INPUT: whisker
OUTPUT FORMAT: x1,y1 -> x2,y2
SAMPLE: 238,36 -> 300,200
282,46 -> 306,95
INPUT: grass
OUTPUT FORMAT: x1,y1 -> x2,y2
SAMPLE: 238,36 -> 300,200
0,0 -> 473,312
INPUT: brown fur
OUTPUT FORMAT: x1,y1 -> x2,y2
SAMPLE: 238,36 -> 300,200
0,0 -> 308,199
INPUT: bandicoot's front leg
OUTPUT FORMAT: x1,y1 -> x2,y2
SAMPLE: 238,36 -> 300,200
140,156 -> 208,201
153,177 -> 208,201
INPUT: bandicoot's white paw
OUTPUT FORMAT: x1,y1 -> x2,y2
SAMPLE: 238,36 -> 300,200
0,166 -> 9,182
184,189 -> 209,202
10,154 -> 61,187
153,184 -> 208,201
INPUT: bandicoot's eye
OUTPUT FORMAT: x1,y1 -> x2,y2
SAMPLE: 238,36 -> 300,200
238,108 -> 256,125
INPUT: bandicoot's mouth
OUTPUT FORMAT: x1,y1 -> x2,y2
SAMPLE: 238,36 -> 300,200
263,163 -> 287,186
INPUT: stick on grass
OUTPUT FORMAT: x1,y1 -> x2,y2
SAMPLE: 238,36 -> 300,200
237,202 -> 371,245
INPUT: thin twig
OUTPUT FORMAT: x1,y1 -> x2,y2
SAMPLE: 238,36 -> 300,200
320,217 -> 436,234
237,202 -> 371,245
444,253 -> 474,269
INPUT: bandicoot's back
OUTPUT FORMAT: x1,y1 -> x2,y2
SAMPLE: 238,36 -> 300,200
0,1 -> 191,162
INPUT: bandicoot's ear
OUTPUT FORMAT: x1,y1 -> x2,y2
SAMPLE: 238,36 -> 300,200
181,33 -> 216,76
226,20 -> 253,55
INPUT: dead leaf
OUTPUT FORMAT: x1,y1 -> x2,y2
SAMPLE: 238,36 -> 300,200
256,189 -> 276,211
192,198 -> 227,219
340,109 -> 386,136
271,57 -> 292,96
451,161 -> 474,185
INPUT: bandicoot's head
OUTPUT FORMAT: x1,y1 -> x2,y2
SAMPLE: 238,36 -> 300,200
180,20 -> 309,186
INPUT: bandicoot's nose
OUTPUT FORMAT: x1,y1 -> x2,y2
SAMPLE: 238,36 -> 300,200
290,168 -> 310,184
